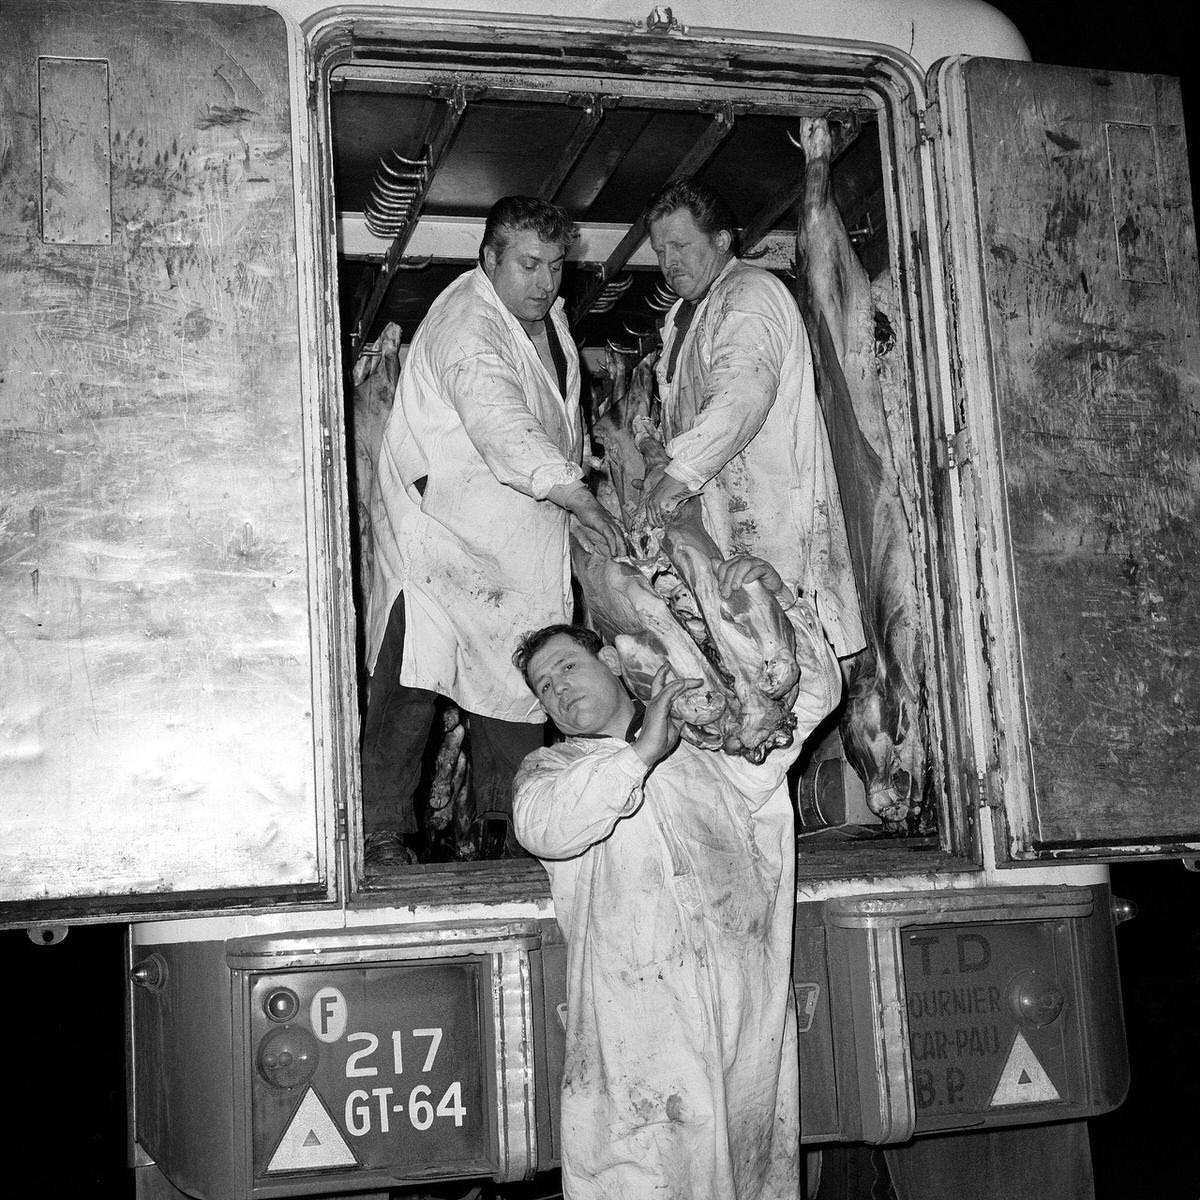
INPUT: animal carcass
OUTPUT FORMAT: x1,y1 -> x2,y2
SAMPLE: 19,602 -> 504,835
794,115 -> 928,829
350,321 -> 403,599
584,356 -> 811,762
590,344 -> 661,530
424,703 -> 474,861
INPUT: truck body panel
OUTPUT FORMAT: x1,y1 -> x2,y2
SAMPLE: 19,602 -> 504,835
932,57 -> 1200,861
1,1 -> 342,914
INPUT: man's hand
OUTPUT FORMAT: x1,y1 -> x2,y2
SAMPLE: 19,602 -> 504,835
639,467 -> 693,527
548,482 -> 625,556
633,664 -> 701,769
715,553 -> 793,605
636,432 -> 670,469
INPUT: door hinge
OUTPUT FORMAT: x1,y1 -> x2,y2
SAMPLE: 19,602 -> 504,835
977,767 -> 1003,809
942,426 -> 975,470
918,103 -> 941,144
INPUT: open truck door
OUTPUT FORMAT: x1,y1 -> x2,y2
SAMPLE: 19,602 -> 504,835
0,0 -> 348,924
930,56 -> 1200,864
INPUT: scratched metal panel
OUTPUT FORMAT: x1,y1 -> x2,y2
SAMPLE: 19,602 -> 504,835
0,3 -> 325,906
38,56 -> 113,245
960,60 -> 1200,852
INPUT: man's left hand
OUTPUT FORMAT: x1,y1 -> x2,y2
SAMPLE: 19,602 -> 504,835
639,467 -> 693,526
716,554 -> 792,604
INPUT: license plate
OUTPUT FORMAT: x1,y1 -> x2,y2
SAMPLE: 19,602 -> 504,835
250,959 -> 491,1179
902,921 -> 1075,1129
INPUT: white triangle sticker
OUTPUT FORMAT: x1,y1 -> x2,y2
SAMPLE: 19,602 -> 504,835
267,1087 -> 358,1172
989,1032 -> 1062,1107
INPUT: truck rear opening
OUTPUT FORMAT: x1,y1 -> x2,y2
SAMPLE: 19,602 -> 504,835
327,20 -> 962,893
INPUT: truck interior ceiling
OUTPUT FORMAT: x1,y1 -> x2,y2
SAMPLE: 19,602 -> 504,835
327,38 -> 964,885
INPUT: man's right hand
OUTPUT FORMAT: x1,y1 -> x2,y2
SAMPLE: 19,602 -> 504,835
633,664 -> 701,769
550,483 -> 625,556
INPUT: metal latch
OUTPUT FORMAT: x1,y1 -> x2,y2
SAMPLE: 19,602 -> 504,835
943,426 -> 975,470
918,102 -> 942,143
976,764 -> 1003,810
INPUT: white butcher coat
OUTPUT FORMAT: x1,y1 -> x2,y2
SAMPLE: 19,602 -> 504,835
514,600 -> 841,1200
365,266 -> 584,722
655,258 -> 865,658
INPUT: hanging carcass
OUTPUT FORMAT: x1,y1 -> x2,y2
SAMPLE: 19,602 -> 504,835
350,321 -> 403,599
423,703 -> 474,861
793,115 -> 928,829
590,341 -> 662,528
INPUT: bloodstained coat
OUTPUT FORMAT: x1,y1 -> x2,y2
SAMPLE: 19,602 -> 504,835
514,600 -> 840,1200
655,258 -> 865,660
365,266 -> 584,721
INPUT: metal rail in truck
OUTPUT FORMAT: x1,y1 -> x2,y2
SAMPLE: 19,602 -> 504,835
1,0 -> 1197,1197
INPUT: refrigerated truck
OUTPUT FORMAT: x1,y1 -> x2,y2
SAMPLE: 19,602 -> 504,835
1,0 -> 1196,1196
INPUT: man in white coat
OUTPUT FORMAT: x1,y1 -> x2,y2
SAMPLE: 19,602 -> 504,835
363,196 -> 623,862
639,177 -> 865,664
512,555 -> 841,1200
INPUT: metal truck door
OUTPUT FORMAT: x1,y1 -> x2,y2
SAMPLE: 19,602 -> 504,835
0,2 -> 344,919
930,57 -> 1200,862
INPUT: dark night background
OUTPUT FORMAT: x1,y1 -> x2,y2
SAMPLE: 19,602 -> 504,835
2,1 -> 1198,1196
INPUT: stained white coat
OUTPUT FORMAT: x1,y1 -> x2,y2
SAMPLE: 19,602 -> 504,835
655,259 -> 865,659
514,600 -> 841,1200
365,266 -> 584,721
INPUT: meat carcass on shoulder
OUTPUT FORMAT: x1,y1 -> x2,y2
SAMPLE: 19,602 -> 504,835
579,357 -> 834,763
571,535 -> 728,748
661,502 -> 801,758
573,497 -> 818,762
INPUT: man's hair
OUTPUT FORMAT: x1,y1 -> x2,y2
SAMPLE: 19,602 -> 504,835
480,196 -> 577,263
512,624 -> 604,688
644,177 -> 741,255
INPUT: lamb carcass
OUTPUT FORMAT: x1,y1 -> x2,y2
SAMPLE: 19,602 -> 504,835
582,355 -> 807,761
424,703 -> 475,861
661,501 -> 801,757
590,344 -> 660,531
794,115 -> 927,828
351,322 -> 403,599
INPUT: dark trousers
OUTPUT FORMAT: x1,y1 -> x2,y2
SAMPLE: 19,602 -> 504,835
361,593 -> 543,839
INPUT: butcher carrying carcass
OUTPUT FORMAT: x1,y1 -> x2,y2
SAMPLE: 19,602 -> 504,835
512,553 -> 840,1200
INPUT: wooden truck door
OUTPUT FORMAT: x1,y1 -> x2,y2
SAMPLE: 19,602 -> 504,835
930,57 -> 1200,862
0,2 -> 348,920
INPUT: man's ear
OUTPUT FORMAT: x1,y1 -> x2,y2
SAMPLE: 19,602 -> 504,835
482,243 -> 499,278
598,645 -> 622,676
715,228 -> 732,256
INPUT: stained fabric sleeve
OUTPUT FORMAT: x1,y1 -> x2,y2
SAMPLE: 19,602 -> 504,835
664,281 -> 797,491
442,351 -> 583,499
513,742 -> 648,860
